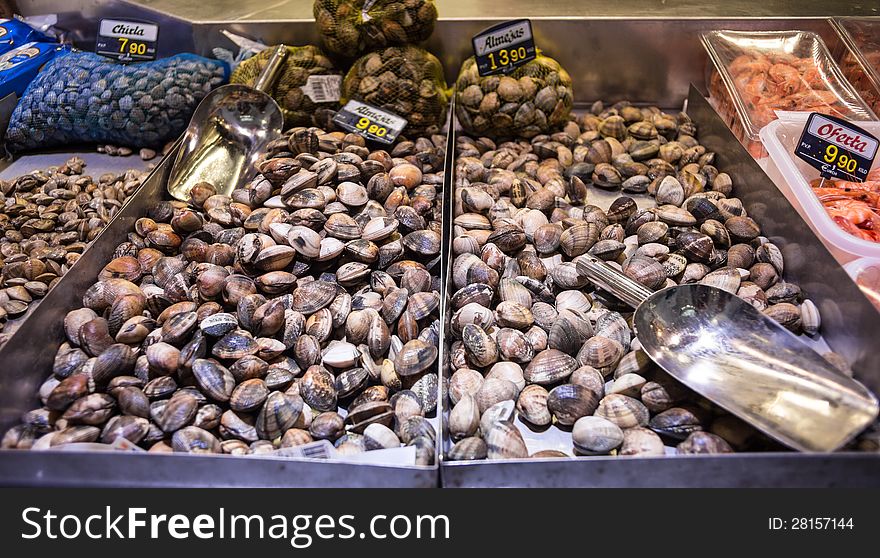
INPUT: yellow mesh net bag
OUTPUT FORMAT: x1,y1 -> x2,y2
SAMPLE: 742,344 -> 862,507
230,45 -> 342,128
341,45 -> 449,136
454,53 -> 574,139
314,0 -> 438,59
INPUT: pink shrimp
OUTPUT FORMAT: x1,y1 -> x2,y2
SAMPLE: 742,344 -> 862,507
824,198 -> 880,228
729,54 -> 771,77
767,63 -> 803,96
813,187 -> 880,206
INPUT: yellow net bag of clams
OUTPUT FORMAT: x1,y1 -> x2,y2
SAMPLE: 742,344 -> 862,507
314,0 -> 438,59
341,45 -> 449,136
454,53 -> 574,139
230,45 -> 342,128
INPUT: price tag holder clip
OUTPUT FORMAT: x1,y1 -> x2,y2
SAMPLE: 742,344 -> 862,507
332,100 -> 407,145
794,112 -> 878,187
472,19 -> 537,77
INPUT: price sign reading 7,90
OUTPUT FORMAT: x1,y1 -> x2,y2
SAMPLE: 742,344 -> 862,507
795,112 -> 878,183
472,19 -> 537,77
95,18 -> 159,62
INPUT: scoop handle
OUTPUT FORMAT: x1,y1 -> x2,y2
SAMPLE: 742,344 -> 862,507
575,255 -> 654,308
254,45 -> 289,92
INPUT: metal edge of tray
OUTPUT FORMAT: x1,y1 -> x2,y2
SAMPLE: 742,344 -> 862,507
0,141 -> 440,488
437,96 -> 456,483
438,86 -> 880,488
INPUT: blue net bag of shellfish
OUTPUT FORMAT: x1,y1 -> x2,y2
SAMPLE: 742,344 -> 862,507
4,51 -> 229,152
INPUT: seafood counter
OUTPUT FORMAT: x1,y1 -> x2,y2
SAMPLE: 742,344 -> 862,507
2,8 -> 880,486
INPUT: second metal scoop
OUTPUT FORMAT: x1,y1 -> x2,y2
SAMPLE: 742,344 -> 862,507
577,255 -> 878,453
167,45 -> 288,201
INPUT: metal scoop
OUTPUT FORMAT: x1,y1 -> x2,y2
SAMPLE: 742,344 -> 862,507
577,255 -> 878,452
167,45 -> 288,201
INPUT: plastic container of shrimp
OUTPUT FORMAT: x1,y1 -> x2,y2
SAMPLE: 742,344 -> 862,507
760,117 -> 880,264
830,18 -> 880,119
702,30 -> 876,159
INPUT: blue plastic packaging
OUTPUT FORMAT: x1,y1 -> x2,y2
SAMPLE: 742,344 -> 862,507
0,41 -> 68,99
0,18 -> 53,54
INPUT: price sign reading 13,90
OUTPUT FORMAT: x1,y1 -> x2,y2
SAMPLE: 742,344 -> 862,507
472,19 -> 537,77
95,18 -> 159,62
795,112 -> 878,183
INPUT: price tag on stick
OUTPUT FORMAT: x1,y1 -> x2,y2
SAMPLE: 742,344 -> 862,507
794,112 -> 878,185
472,19 -> 537,77
333,100 -> 407,145
95,18 -> 159,62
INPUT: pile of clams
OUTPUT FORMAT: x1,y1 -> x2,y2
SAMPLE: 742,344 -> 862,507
2,127 -> 444,464
445,100 -> 860,461
0,158 -> 144,339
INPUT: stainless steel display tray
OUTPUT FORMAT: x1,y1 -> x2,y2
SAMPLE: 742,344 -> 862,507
0,144 -> 440,487
2,12 -> 879,487
439,88 -> 880,488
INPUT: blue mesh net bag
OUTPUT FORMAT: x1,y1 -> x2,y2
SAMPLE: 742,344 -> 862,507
5,51 -> 229,152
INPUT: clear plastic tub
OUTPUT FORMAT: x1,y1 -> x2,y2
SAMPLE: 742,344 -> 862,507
844,257 -> 880,312
831,18 -> 880,119
760,118 -> 880,264
702,30 -> 876,159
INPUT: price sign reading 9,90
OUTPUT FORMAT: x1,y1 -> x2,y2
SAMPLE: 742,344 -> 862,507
95,18 -> 158,62
472,19 -> 537,77
355,117 -> 389,139
333,100 -> 407,145
795,112 -> 878,183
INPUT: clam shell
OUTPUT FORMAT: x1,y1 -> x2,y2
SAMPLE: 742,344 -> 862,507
516,384 -> 551,426
475,377 -> 518,415
594,394 -> 650,429
649,406 -> 704,440
172,426 -> 221,454
300,365 -> 337,412
523,348 -> 578,385
677,431 -> 734,454
449,368 -> 484,406
448,394 -> 480,440
156,392 -> 198,432
572,415 -> 624,455
548,309 -> 593,354
485,422 -> 528,459
291,280 -> 337,314
229,378 -> 269,412
461,324 -> 498,368
448,436 -> 488,461
256,392 -> 303,441
192,359 -> 236,403
363,423 -> 400,450
576,336 -> 624,376
619,427 -> 664,456
547,383 -> 601,426
394,339 -> 438,376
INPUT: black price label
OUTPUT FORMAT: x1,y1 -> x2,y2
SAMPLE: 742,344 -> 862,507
332,100 -> 407,145
472,19 -> 537,77
795,112 -> 878,182
95,18 -> 159,62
